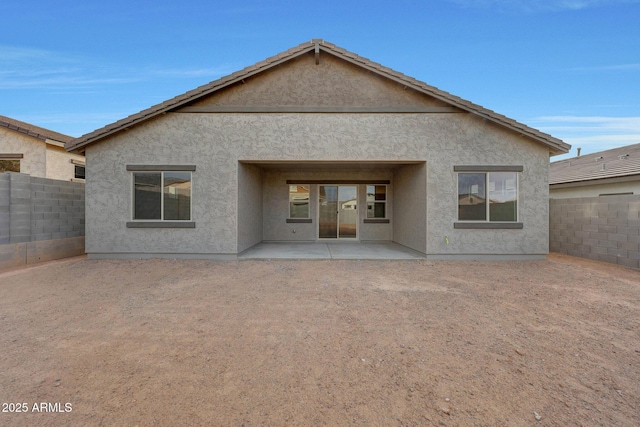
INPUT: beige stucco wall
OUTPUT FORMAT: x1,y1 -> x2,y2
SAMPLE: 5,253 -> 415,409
83,50 -> 552,259
0,128 -> 46,177
1,127 -> 84,180
45,145 -> 85,181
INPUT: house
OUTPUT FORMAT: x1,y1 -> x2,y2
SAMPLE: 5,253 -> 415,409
549,144 -> 640,269
0,115 -> 85,181
550,143 -> 640,198
66,39 -> 569,260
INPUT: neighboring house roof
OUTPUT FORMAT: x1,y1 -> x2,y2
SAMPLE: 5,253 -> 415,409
0,114 -> 73,146
66,39 -> 570,155
550,142 -> 640,185
458,194 -> 487,205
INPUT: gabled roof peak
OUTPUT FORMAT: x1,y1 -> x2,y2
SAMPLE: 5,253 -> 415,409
66,39 -> 569,155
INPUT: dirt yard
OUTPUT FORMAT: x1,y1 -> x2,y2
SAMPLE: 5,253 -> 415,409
0,254 -> 638,426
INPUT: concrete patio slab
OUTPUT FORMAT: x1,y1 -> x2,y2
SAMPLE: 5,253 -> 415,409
239,241 -> 425,260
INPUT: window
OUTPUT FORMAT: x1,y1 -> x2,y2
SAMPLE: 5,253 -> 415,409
74,165 -> 85,179
133,171 -> 192,221
0,159 -> 20,173
289,185 -> 309,218
1,154 -> 22,172
458,172 -> 517,222
366,185 -> 386,218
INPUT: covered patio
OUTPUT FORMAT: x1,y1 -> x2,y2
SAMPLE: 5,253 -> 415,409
239,241 -> 425,260
238,161 -> 428,256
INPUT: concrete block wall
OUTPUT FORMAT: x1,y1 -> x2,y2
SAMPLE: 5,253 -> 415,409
0,175 -> 9,244
29,176 -> 85,241
0,172 -> 85,269
550,195 -> 640,269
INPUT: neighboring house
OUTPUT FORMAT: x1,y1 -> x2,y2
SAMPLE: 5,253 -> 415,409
66,39 -> 569,260
550,143 -> 640,198
549,144 -> 639,269
0,115 -> 85,181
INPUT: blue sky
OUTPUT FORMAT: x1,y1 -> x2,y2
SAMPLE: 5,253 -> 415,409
1,0 -> 639,160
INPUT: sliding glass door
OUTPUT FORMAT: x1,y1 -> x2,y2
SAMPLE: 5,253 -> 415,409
318,185 -> 357,239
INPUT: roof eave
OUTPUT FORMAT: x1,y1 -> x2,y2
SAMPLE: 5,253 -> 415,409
66,40 -> 570,155
45,139 -> 67,148
66,43 -> 317,152
318,43 -> 569,155
550,173 -> 640,188
1,117 -> 72,144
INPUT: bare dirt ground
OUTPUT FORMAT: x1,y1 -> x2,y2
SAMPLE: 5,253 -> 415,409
0,254 -> 638,426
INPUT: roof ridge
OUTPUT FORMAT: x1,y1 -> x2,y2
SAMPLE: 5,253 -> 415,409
66,39 -> 569,155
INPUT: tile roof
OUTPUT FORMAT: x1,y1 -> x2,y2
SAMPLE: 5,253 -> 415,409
66,39 -> 570,155
0,114 -> 73,144
550,142 -> 640,185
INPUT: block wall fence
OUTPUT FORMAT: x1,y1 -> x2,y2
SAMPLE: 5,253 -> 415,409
0,172 -> 85,269
550,195 -> 640,270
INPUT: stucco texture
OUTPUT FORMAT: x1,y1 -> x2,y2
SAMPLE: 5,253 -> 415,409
262,168 -> 394,243
1,127 -> 84,180
84,50 -> 551,258
1,128 -> 46,177
191,52 -> 451,109
45,145 -> 85,181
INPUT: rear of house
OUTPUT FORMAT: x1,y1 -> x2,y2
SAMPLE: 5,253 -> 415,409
66,40 -> 569,260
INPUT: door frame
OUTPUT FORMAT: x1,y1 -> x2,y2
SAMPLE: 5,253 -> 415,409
317,184 -> 359,240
